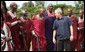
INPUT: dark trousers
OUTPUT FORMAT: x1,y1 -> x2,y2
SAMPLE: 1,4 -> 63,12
57,39 -> 71,51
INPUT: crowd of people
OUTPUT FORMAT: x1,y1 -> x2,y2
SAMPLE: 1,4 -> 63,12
1,1 -> 84,51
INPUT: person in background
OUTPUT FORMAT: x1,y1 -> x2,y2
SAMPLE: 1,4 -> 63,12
45,3 -> 56,51
67,8 -> 78,51
32,8 -> 47,51
7,2 -> 23,51
77,10 -> 84,51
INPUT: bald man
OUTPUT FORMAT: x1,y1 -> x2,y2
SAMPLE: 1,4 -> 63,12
77,10 -> 84,51
32,8 -> 47,51
67,9 -> 78,51
7,3 -> 24,51
45,3 -> 56,51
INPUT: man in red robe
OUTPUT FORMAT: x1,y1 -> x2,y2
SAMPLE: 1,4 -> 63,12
77,10 -> 84,51
7,2 -> 24,51
19,10 -> 33,51
32,8 -> 47,51
67,9 -> 78,51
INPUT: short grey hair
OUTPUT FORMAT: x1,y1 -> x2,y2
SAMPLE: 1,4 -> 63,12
55,8 -> 62,14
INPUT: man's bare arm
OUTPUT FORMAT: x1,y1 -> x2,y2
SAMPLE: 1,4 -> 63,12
70,25 -> 73,41
53,30 -> 56,44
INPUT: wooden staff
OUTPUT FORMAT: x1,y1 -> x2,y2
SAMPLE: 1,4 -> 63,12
34,34 -> 40,51
36,35 -> 40,51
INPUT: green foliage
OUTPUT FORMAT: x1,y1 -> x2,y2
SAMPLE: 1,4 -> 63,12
74,1 -> 84,17
22,1 -> 34,8
16,9 -> 21,17
53,4 -> 74,15
35,1 -> 45,7
16,1 -> 84,18
74,1 -> 84,10
53,4 -> 83,17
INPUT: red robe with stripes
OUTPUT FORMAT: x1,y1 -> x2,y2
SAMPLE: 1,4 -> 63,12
32,15 -> 47,51
7,11 -> 23,51
71,16 -> 78,50
19,17 -> 33,51
67,15 -> 78,51
77,18 -> 84,51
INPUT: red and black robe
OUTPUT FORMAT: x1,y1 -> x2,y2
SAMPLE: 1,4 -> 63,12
7,11 -> 23,51
77,17 -> 84,51
32,15 -> 47,51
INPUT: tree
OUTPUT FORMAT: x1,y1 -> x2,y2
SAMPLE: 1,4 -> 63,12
74,1 -> 84,16
74,1 -> 84,10
16,9 -> 21,17
29,1 -> 34,7
53,4 -> 81,17
35,1 -> 45,8
16,2 -> 83,18
22,1 -> 34,8
53,4 -> 74,15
